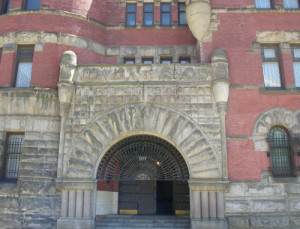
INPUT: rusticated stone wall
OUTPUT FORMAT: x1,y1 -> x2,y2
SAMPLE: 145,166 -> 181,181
0,88 -> 61,228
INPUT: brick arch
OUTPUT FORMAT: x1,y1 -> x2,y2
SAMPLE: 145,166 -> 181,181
252,108 -> 300,151
64,103 -> 221,179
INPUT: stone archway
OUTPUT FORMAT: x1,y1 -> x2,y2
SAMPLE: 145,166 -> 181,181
64,103 -> 222,180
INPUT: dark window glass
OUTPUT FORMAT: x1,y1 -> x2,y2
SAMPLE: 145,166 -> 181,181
179,57 -> 191,64
124,58 -> 135,64
1,133 -> 24,182
0,48 -> 2,62
15,46 -> 34,88
261,45 -> 283,89
142,58 -> 153,64
161,3 -> 171,26
24,0 -> 40,10
126,4 -> 136,26
0,0 -> 10,14
160,58 -> 172,64
178,3 -> 187,25
267,127 -> 295,178
144,4 -> 154,26
292,46 -> 300,88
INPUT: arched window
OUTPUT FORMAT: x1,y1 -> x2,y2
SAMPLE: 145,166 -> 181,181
267,127 -> 295,177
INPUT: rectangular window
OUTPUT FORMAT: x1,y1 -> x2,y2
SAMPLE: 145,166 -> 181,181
0,0 -> 10,14
261,45 -> 282,89
178,3 -> 187,25
292,46 -> 300,88
15,46 -> 34,88
283,0 -> 299,9
255,0 -> 273,9
23,0 -> 40,10
161,3 -> 171,26
142,58 -> 153,64
126,4 -> 136,27
124,58 -> 135,64
160,57 -> 172,64
144,4 -> 154,26
1,133 -> 24,182
179,57 -> 191,64
0,48 -> 2,62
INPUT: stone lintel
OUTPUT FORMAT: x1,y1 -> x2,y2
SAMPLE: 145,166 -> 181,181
55,178 -> 96,191
3,43 -> 17,53
189,179 -> 230,192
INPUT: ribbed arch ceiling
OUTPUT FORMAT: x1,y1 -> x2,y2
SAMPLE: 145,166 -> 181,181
97,135 -> 189,181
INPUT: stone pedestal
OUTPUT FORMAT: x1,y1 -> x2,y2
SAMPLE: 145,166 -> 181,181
191,218 -> 228,229
57,218 -> 94,229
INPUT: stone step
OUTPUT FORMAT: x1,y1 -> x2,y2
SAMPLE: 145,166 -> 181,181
95,215 -> 190,229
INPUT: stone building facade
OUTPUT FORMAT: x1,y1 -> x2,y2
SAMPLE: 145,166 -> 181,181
0,0 -> 299,229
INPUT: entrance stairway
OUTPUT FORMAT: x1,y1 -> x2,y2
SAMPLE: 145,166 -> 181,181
95,215 -> 190,229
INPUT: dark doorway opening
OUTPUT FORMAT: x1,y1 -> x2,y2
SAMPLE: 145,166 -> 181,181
156,181 -> 173,215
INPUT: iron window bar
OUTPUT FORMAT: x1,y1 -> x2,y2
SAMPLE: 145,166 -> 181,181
267,135 -> 300,178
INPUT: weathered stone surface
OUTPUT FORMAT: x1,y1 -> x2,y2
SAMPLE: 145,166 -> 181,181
226,200 -> 249,211
252,200 -> 286,211
228,216 -> 250,229
250,216 -> 289,229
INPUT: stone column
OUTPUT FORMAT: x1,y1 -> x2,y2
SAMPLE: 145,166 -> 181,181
212,49 -> 230,179
189,179 -> 229,229
56,179 -> 96,229
57,51 -> 77,178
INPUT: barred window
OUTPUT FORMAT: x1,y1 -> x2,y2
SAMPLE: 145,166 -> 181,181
142,58 -> 153,64
261,45 -> 282,89
23,0 -> 40,10
179,57 -> 191,64
283,0 -> 299,9
0,0 -> 10,14
124,58 -> 135,64
161,3 -> 171,26
160,57 -> 172,64
178,3 -> 187,25
255,0 -> 273,9
267,127 -> 294,178
292,46 -> 300,88
15,46 -> 34,88
144,4 -> 154,26
2,133 -> 24,181
126,4 -> 136,27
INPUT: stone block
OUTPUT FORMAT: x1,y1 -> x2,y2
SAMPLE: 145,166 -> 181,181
247,184 -> 284,196
0,213 -> 22,228
250,216 -> 289,229
285,183 -> 300,194
252,200 -> 286,211
290,216 -> 300,227
191,219 -> 228,229
57,218 -> 94,229
226,200 -> 249,211
289,199 -> 300,211
23,214 -> 58,229
228,216 -> 250,229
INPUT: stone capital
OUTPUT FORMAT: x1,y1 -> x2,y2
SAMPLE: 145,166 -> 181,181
188,179 -> 230,192
55,178 -> 97,191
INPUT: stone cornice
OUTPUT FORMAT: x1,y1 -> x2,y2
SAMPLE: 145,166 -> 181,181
189,179 -> 230,192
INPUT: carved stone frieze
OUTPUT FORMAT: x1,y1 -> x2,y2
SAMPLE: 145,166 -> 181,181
76,65 -> 212,83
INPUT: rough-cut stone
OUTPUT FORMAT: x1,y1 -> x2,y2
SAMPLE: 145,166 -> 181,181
250,216 -> 289,229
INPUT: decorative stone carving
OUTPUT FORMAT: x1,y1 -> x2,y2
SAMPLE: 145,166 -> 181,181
64,103 -> 222,179
186,0 -> 211,42
76,65 -> 212,82
253,108 -> 300,151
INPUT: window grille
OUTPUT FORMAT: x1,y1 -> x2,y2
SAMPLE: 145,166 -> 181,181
0,0 -> 10,14
142,58 -> 153,64
261,46 -> 282,89
283,0 -> 299,9
2,133 -> 24,181
143,4 -> 154,26
161,3 -> 171,26
292,47 -> 300,88
178,3 -> 187,25
15,46 -> 34,88
267,127 -> 299,178
126,4 -> 136,26
23,0 -> 40,10
255,0 -> 273,9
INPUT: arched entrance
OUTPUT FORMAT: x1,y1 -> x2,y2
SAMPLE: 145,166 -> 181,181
96,135 -> 190,216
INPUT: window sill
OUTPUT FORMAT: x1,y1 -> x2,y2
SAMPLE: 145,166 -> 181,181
260,87 -> 300,94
